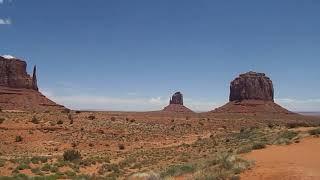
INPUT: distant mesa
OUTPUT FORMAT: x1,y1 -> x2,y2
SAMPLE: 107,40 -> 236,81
213,71 -> 291,113
163,91 -> 193,113
0,55 -> 67,112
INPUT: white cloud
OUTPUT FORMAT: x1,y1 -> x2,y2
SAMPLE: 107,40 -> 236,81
0,18 -> 11,25
1,55 -> 16,59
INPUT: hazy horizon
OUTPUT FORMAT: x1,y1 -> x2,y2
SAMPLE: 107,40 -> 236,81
1,0 -> 320,111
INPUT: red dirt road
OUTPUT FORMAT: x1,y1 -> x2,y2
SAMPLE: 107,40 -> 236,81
241,137 -> 320,180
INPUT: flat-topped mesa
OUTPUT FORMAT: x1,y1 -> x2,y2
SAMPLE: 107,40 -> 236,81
169,92 -> 183,105
0,55 -> 38,90
212,71 -> 291,114
229,71 -> 274,102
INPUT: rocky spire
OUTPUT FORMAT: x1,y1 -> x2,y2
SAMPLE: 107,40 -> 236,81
32,65 -> 38,91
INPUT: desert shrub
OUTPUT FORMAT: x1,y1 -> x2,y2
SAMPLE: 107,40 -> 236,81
252,142 -> 266,150
63,150 -> 81,162
268,123 -> 276,129
57,120 -> 63,125
0,159 -> 5,167
15,136 -> 23,142
62,109 -> 71,113
118,144 -> 125,150
31,167 -> 43,176
236,146 -> 252,154
286,122 -> 309,129
75,111 -> 81,114
31,116 -> 39,124
111,117 -> 116,121
88,115 -> 95,120
15,163 -> 31,170
68,114 -> 73,124
196,153 -> 252,179
278,131 -> 298,140
160,164 -> 195,177
65,170 -> 76,177
98,163 -> 120,175
41,163 -> 51,172
273,130 -> 298,145
308,128 -> 320,135
31,156 -> 48,164
0,118 -> 5,124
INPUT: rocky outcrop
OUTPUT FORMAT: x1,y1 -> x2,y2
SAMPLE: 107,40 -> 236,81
212,71 -> 292,114
163,92 -> 193,113
0,56 -> 38,90
0,55 -> 66,112
169,92 -> 183,105
229,71 -> 274,102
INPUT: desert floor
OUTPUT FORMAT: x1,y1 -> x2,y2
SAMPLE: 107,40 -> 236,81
241,129 -> 320,180
0,110 -> 319,179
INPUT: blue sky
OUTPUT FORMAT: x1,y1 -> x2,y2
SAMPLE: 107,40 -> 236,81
1,0 -> 320,111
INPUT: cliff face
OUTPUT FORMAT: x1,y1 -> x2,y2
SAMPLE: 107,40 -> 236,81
229,71 -> 274,102
0,56 -> 38,90
0,55 -> 66,112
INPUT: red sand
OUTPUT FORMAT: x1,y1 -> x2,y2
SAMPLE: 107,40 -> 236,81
241,137 -> 320,180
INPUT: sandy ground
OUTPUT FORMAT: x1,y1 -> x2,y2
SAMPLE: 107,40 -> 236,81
241,136 -> 320,180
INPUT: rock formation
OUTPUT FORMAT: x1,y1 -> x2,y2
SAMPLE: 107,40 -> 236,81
229,71 -> 274,102
169,92 -> 183,105
213,71 -> 291,114
0,56 -> 38,90
163,92 -> 193,113
0,55 -> 66,112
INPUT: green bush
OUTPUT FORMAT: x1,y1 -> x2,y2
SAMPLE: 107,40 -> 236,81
0,118 -> 5,124
15,163 -> 31,170
278,131 -> 298,140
